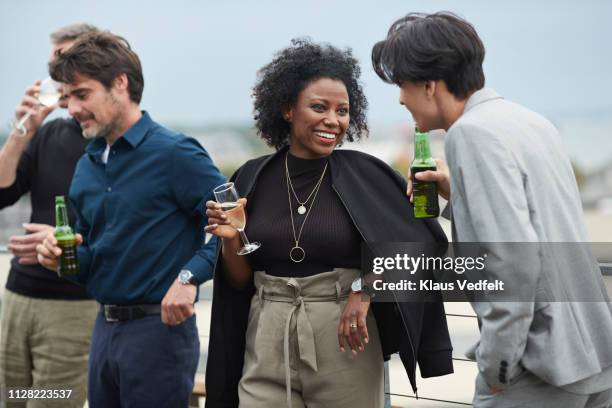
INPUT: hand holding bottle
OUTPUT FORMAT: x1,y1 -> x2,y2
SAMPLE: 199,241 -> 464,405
36,196 -> 81,275
37,231 -> 83,273
407,157 -> 451,201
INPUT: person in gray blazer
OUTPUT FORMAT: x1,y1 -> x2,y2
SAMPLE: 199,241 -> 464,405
372,11 -> 612,408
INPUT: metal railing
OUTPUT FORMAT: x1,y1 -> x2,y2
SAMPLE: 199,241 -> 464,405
388,393 -> 472,406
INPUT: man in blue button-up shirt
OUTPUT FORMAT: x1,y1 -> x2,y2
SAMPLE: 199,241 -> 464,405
37,32 -> 225,407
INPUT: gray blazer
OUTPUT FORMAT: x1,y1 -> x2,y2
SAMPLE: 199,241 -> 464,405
445,88 -> 612,392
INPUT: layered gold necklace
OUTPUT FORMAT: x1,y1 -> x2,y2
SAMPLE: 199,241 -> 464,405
284,152 -> 328,263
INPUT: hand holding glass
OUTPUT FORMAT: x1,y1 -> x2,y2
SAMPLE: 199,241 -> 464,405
213,182 -> 261,255
15,77 -> 62,136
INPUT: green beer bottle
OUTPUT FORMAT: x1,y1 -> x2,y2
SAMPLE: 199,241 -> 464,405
54,196 -> 79,276
411,129 -> 440,218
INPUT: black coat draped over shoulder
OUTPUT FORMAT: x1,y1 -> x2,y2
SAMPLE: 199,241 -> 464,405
205,147 -> 453,408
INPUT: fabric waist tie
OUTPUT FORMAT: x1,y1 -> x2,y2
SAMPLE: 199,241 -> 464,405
258,277 -> 346,408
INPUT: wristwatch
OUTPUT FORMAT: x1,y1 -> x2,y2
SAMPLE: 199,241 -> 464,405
178,269 -> 198,286
351,277 -> 375,298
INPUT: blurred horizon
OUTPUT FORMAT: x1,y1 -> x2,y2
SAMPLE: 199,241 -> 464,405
1,1 -> 612,124
2,0 -> 612,242
2,1 -> 612,169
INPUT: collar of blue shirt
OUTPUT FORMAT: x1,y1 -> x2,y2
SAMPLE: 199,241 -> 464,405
86,111 -> 154,161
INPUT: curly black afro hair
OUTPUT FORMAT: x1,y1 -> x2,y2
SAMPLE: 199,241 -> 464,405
252,38 -> 368,150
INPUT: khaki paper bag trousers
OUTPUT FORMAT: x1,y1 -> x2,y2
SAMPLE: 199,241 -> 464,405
238,268 -> 384,408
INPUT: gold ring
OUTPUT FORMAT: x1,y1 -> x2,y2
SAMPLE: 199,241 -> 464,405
349,323 -> 358,329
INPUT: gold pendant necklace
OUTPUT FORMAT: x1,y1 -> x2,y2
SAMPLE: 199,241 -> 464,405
285,152 -> 327,263
286,154 -> 327,216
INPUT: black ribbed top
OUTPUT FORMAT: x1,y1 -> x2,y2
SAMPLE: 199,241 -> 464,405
245,151 -> 362,277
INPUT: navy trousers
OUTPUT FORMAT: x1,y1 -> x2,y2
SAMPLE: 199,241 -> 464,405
88,312 -> 199,408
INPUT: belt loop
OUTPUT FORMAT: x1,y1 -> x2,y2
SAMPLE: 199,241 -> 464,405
258,285 -> 264,303
287,278 -> 300,297
335,281 -> 341,303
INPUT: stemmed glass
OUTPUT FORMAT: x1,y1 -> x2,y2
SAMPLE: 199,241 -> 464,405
15,77 -> 62,136
213,182 -> 261,255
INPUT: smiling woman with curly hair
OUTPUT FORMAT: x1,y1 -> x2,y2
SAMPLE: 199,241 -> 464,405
253,38 -> 368,150
204,38 -> 453,408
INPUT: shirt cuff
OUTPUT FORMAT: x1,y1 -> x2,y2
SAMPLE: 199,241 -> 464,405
182,236 -> 219,284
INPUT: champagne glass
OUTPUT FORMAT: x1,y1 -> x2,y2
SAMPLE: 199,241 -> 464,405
15,77 -> 62,136
213,182 -> 261,255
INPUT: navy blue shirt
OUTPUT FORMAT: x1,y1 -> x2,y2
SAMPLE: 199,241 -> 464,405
68,112 -> 225,304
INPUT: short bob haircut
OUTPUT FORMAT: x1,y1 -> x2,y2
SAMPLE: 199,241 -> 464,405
49,32 -> 144,104
372,12 -> 485,99
253,38 -> 368,150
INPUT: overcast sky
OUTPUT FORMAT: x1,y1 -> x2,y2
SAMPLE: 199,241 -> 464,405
1,0 -> 611,128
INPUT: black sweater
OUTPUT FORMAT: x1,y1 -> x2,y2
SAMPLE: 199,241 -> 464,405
0,118 -> 91,299
246,151 -> 361,277
205,147 -> 453,407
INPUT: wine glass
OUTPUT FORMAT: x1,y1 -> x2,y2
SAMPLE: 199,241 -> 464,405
15,77 -> 62,136
213,182 -> 261,255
